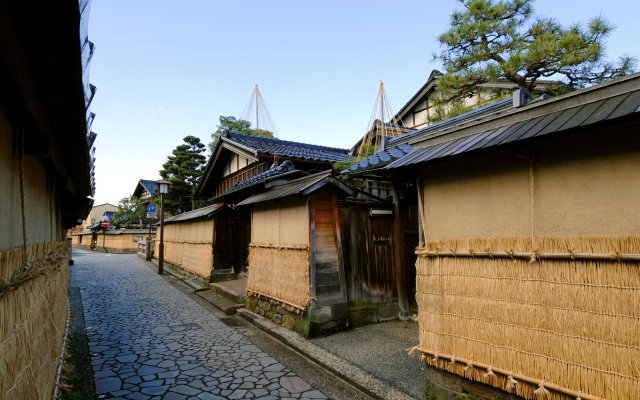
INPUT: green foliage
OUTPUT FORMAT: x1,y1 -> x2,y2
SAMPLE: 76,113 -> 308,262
209,115 -> 275,151
112,196 -> 147,228
429,91 -> 510,123
160,135 -> 207,214
434,0 -> 637,103
332,144 -> 375,172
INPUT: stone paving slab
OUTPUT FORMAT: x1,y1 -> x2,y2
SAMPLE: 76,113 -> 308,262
70,251 -> 328,400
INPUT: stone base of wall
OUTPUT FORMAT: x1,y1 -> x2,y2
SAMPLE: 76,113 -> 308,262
165,262 -> 209,288
424,364 -> 522,400
246,297 -> 350,338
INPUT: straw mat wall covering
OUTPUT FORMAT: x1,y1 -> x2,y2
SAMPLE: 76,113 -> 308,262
0,241 -> 69,399
163,221 -> 214,278
247,243 -> 310,312
414,236 -> 640,400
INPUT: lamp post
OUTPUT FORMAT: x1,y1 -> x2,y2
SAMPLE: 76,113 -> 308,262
157,180 -> 172,275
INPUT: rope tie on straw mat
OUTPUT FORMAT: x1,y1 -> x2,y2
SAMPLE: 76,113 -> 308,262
576,391 -> 582,400
448,355 -> 456,370
486,247 -> 494,258
483,365 -> 495,379
432,352 -> 439,364
463,360 -> 474,373
534,381 -> 550,399
612,250 -> 622,262
505,372 -> 518,392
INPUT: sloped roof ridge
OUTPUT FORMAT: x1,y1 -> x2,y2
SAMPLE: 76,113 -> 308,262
388,97 -> 514,147
267,169 -> 331,190
228,132 -> 349,153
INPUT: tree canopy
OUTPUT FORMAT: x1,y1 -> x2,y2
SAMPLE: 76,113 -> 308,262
434,0 -> 636,103
160,135 -> 207,213
209,115 -> 275,151
112,196 -> 147,229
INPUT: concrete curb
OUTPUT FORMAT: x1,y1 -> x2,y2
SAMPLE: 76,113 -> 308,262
237,309 -> 415,400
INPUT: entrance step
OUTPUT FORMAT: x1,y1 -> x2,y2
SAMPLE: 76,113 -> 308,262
210,270 -> 236,282
196,291 -> 244,315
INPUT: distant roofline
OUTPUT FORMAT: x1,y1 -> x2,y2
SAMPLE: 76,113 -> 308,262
228,132 -> 350,154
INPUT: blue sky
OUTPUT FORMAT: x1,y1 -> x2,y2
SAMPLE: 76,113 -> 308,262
89,0 -> 640,205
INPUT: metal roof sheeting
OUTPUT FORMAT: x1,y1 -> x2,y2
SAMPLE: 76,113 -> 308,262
163,203 -> 224,224
237,171 -> 352,206
386,87 -> 640,170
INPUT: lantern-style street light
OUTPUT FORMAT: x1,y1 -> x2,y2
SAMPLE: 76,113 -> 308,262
157,180 -> 172,275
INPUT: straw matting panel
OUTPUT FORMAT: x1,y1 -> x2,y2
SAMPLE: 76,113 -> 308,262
416,236 -> 640,400
102,234 -> 139,251
160,220 -> 214,277
247,243 -> 310,310
0,241 -> 69,400
164,240 -> 213,278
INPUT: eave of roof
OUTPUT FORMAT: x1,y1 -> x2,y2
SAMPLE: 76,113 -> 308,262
237,171 -> 353,206
163,203 -> 225,225
208,160 -> 300,202
386,73 -> 640,170
394,70 -> 442,122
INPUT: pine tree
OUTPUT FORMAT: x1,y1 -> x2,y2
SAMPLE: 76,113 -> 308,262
160,136 -> 207,213
434,0 -> 636,103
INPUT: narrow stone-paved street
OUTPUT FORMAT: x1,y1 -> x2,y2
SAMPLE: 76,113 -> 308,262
70,250 -> 336,400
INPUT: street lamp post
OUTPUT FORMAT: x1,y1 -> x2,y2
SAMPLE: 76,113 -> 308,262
157,180 -> 172,275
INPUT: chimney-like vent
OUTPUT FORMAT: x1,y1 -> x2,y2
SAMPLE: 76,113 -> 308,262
513,89 -> 532,108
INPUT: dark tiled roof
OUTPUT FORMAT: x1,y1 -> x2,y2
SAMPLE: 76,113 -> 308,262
163,203 -> 224,225
343,144 -> 412,174
387,76 -> 640,170
139,180 -> 158,195
227,132 -> 351,163
210,160 -> 299,201
237,171 -> 352,206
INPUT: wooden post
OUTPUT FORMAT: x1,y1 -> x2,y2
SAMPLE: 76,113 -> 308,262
158,192 -> 165,275
392,183 -> 410,316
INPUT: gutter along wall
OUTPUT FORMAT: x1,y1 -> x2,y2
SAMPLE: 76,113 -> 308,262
414,123 -> 640,400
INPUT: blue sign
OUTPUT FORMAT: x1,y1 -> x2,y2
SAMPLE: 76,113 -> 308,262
147,204 -> 157,213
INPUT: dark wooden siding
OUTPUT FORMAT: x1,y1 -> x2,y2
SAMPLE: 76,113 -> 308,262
338,202 -> 397,305
213,210 -> 233,269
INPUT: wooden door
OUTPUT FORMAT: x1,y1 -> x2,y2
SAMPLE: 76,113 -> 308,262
311,190 -> 346,303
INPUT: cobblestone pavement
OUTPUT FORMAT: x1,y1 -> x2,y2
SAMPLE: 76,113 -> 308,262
70,251 -> 329,400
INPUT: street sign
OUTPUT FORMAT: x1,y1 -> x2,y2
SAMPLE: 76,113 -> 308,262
147,212 -> 157,219
101,220 -> 109,228
147,204 -> 157,213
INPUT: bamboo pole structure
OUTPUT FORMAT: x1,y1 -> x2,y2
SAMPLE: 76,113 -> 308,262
415,249 -> 640,262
